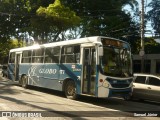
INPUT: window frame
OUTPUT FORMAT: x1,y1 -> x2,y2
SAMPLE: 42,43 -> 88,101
134,75 -> 147,84
44,46 -> 60,63
32,48 -> 44,63
21,50 -> 32,63
147,76 -> 160,86
61,45 -> 80,64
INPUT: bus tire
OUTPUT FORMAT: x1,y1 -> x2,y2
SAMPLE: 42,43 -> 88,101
21,75 -> 28,88
65,80 -> 77,100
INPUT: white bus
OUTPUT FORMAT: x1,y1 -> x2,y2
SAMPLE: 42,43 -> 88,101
8,36 -> 133,100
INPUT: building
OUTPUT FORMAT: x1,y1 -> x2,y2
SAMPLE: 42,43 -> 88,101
133,54 -> 160,74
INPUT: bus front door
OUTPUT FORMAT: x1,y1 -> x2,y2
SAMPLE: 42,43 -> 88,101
15,53 -> 21,81
82,48 -> 96,95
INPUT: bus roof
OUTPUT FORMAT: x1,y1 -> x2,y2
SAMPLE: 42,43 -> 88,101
9,36 -> 126,52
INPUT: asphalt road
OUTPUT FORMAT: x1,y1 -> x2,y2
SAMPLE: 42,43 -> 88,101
0,76 -> 159,120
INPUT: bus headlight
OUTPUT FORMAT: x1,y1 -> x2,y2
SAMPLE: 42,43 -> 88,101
113,80 -> 117,84
103,81 -> 110,88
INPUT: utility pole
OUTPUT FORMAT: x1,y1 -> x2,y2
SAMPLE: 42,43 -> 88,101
139,0 -> 145,73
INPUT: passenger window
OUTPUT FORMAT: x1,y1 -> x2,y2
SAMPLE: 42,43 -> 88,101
61,45 -> 80,63
32,48 -> 44,63
22,50 -> 31,63
134,76 -> 146,84
44,47 -> 60,63
148,77 -> 160,86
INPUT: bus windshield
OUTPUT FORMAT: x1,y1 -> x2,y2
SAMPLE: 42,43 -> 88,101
100,46 -> 132,77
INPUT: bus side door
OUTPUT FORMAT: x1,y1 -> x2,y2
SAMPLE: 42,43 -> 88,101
15,53 -> 22,81
82,47 -> 96,95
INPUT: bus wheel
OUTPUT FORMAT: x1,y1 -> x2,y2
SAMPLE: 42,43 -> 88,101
21,75 -> 28,88
65,80 -> 77,100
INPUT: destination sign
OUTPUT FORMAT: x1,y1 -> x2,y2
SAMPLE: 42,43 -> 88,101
101,38 -> 123,47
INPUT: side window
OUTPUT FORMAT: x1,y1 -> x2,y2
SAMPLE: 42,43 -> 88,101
9,52 -> 15,63
22,50 -> 31,63
32,49 -> 44,63
148,77 -> 160,86
134,76 -> 146,84
61,45 -> 80,63
44,47 -> 60,63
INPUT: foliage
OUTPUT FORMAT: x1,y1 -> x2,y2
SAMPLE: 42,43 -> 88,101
0,0 -> 54,42
60,0 -> 140,53
35,0 -> 81,42
0,39 -> 23,63
0,0 -> 139,42
1,0 -> 156,61
131,37 -> 160,54
61,0 -> 139,39
147,0 -> 160,36
145,37 -> 160,54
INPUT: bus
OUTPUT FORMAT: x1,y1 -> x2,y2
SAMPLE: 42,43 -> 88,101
8,36 -> 133,100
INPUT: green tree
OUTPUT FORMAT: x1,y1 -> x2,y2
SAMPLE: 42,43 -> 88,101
60,0 -> 140,54
61,0 -> 139,39
0,39 -> 23,64
145,37 -> 160,54
35,0 -> 81,42
0,0 -> 139,42
0,0 -> 141,56
147,0 -> 160,36
0,0 -> 53,43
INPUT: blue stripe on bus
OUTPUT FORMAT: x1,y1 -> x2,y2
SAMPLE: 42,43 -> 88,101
17,63 -> 82,93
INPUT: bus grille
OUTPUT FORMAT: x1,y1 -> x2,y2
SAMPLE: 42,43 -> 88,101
111,84 -> 130,88
106,77 -> 132,88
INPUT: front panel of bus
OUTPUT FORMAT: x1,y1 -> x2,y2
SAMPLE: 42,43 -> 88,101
96,38 -> 133,98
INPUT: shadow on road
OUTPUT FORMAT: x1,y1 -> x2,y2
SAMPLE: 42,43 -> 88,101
0,78 -> 21,95
0,76 -> 159,118
22,84 -> 160,112
0,78 -> 89,118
